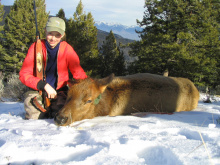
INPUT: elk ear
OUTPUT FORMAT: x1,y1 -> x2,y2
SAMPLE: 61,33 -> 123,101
98,73 -> 114,93
99,73 -> 114,85
67,79 -> 83,88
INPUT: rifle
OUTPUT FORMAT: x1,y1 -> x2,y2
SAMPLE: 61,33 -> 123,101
32,0 -> 51,112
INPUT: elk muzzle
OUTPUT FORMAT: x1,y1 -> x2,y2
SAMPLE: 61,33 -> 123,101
54,114 -> 68,126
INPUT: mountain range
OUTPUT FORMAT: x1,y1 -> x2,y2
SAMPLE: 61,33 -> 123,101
95,21 -> 141,41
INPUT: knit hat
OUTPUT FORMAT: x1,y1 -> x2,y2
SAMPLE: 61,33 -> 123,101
46,17 -> 65,35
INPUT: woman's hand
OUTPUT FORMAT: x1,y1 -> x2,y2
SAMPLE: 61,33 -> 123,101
44,83 -> 57,99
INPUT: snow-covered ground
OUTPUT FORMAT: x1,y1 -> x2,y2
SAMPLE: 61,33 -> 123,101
0,94 -> 220,165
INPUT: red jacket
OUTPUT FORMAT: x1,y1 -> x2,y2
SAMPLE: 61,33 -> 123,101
19,40 -> 87,90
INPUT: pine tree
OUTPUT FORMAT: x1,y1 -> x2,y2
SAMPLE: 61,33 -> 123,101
0,2 -> 4,33
130,0 -> 220,87
56,8 -> 67,41
211,0 -> 220,87
115,43 -> 126,76
1,0 -> 48,74
0,2 -> 5,72
66,0 -> 99,76
0,2 -> 4,36
100,30 -> 126,77
56,8 -> 66,21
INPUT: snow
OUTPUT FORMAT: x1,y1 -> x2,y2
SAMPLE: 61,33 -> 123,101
0,94 -> 220,165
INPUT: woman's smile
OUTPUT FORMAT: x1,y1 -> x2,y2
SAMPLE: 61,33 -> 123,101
46,31 -> 63,48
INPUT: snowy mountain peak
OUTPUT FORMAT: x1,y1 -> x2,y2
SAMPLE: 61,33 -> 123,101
95,21 -> 137,29
95,21 -> 142,40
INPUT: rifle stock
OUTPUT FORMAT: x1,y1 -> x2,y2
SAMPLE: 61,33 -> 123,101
35,37 -> 43,95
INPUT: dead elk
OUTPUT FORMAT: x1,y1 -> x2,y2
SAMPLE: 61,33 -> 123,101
54,73 -> 200,126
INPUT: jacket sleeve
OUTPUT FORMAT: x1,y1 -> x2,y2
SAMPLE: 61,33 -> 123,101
66,44 -> 87,80
19,42 -> 42,90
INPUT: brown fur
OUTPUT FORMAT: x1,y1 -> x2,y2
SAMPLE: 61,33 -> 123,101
54,73 -> 200,126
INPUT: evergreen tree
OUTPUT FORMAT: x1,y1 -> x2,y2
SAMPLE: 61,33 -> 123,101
130,0 -> 220,87
211,0 -> 220,87
56,8 -> 66,21
116,43 -> 126,76
100,30 -> 126,77
0,2 -> 5,72
56,8 -> 67,41
1,0 -> 48,74
66,0 -> 99,76
0,2 -> 4,36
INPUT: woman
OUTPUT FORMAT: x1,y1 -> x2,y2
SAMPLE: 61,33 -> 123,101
19,17 -> 87,119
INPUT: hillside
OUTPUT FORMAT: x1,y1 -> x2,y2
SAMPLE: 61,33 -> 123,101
97,29 -> 134,48
97,29 -> 135,63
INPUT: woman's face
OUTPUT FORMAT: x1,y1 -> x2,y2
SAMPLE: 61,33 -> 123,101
46,31 -> 63,48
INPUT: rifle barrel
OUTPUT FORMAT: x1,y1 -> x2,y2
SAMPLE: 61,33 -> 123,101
33,0 -> 40,38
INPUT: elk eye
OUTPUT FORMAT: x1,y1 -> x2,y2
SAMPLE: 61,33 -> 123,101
85,100 -> 92,104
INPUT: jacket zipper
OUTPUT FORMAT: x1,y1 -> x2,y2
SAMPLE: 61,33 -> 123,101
44,47 -> 47,82
56,46 -> 60,90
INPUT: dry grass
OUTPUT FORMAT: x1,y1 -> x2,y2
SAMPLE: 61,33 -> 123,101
198,131 -> 214,165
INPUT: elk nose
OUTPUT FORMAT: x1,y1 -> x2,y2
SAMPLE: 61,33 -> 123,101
54,115 -> 68,126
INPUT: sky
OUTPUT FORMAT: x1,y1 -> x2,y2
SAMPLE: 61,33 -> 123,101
1,0 -> 145,26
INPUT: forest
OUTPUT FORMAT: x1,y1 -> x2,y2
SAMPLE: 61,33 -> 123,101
0,0 -> 219,99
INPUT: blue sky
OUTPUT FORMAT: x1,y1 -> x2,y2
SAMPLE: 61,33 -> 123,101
1,0 -> 145,26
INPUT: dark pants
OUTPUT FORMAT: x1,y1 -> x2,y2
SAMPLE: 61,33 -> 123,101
24,86 -> 68,119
